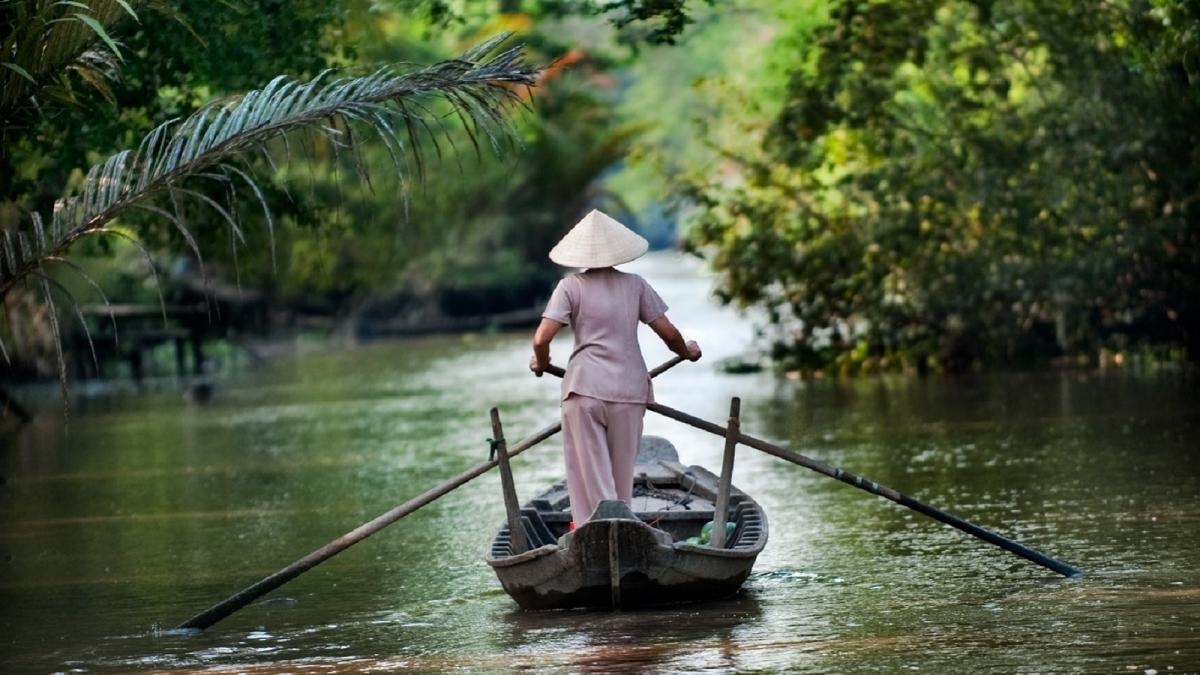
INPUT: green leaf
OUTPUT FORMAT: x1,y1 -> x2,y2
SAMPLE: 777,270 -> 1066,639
112,0 -> 138,21
72,13 -> 123,61
2,62 -> 36,84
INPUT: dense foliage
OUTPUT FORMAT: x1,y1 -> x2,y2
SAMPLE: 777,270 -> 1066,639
685,0 -> 1200,373
0,1 -> 547,384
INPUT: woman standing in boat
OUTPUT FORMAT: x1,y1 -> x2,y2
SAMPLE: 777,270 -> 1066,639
529,209 -> 702,525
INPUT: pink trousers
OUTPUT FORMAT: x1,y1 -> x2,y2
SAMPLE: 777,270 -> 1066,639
560,394 -> 646,523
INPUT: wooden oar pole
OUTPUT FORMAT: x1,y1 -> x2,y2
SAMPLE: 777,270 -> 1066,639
490,407 -> 527,555
647,401 -> 1082,578
710,397 -> 740,549
648,355 -> 687,378
544,354 -> 686,381
176,419 -> 563,631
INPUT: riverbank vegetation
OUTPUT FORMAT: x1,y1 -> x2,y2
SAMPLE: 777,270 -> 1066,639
2,0 -> 1197,388
681,0 -> 1200,375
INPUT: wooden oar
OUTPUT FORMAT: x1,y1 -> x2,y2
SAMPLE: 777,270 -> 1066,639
176,420 -> 561,631
646,401 -> 1082,578
542,354 -> 685,380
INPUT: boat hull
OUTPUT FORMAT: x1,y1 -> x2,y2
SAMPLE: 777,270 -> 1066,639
485,436 -> 768,610
490,516 -> 756,610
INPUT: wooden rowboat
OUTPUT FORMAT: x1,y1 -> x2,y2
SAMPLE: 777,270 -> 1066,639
484,435 -> 769,610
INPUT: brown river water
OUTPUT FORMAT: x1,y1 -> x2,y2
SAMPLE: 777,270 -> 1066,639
2,253 -> 1198,673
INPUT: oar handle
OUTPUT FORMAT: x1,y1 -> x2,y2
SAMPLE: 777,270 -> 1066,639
649,354 -> 688,378
544,354 -> 686,380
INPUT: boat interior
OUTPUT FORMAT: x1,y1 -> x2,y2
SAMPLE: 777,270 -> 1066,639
488,452 -> 767,558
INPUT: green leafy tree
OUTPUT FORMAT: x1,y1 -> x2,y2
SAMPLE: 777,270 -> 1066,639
686,0 -> 1200,373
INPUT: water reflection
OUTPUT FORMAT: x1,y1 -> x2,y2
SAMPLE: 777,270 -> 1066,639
496,594 -> 763,672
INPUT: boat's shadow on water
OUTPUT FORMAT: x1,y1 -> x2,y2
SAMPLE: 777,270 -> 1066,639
493,591 -> 765,671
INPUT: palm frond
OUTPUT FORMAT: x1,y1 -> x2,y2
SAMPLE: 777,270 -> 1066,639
0,34 -> 539,297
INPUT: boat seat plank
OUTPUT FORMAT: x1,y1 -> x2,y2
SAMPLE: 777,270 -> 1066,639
633,462 -> 678,483
520,509 -> 557,548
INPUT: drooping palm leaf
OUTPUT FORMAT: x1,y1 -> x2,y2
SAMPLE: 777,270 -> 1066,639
0,33 -> 539,298
0,32 -> 538,414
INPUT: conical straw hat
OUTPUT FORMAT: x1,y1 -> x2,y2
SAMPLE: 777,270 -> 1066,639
549,209 -> 649,268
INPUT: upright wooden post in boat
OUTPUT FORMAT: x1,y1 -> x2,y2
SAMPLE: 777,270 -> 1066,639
491,408 -> 527,555
710,397 -> 740,549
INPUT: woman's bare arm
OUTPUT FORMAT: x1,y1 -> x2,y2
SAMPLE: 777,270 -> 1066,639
530,318 -> 565,376
648,316 -> 702,361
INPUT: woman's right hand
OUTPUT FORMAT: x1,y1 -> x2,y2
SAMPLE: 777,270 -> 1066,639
685,340 -> 702,362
